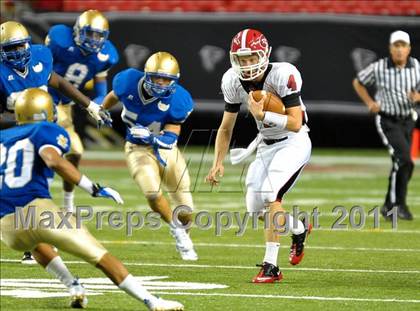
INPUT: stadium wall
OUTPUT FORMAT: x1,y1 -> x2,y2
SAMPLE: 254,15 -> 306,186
20,12 -> 420,148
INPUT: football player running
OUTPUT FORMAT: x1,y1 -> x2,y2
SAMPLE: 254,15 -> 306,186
45,9 -> 119,214
206,29 -> 312,283
0,88 -> 184,311
0,20 -> 112,264
102,52 -> 198,261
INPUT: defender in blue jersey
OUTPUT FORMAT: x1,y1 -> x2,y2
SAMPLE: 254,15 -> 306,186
45,9 -> 119,213
0,88 -> 184,311
0,21 -> 111,126
102,52 -> 198,261
0,20 -> 112,263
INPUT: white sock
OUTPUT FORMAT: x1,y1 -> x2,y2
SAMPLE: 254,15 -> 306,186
263,242 -> 280,266
288,215 -> 305,235
118,274 -> 156,303
169,220 -> 177,230
63,191 -> 75,213
45,256 -> 74,288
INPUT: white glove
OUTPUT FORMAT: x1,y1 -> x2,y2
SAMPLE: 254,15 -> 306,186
92,184 -> 124,204
86,101 -> 112,127
130,125 -> 152,140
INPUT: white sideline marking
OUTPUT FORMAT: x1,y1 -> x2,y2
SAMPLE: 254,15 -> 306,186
149,291 -> 420,304
1,259 -> 419,275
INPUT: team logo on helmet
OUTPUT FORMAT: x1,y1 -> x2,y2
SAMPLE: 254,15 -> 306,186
229,29 -> 272,81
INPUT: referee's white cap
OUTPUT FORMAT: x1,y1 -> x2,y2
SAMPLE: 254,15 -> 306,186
390,30 -> 410,44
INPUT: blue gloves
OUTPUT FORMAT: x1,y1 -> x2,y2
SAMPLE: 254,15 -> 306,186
130,124 -> 179,166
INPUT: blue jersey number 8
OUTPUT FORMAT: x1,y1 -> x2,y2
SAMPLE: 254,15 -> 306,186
0,138 -> 34,189
64,63 -> 89,88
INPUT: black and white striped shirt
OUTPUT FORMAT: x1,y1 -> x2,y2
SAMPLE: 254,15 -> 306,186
357,57 -> 420,118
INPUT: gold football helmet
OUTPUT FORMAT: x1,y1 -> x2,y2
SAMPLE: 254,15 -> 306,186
15,88 -> 56,125
144,52 -> 180,98
0,21 -> 31,70
73,9 -> 109,53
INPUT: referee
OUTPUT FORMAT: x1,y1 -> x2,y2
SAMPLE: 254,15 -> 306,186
353,30 -> 420,221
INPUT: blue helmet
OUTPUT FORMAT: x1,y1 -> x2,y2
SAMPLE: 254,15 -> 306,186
0,21 -> 31,71
143,52 -> 180,99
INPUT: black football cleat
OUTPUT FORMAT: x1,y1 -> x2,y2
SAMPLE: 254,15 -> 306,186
289,223 -> 312,265
397,205 -> 413,221
21,252 -> 36,265
380,204 -> 393,221
252,262 -> 283,283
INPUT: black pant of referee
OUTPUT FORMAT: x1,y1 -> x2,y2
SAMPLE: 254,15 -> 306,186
376,113 -> 415,220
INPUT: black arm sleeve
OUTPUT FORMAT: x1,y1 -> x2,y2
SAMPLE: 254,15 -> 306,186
281,92 -> 301,108
224,102 -> 241,113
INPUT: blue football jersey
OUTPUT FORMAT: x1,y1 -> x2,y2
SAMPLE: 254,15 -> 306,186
0,122 -> 70,218
0,44 -> 53,112
46,24 -> 119,104
112,68 -> 194,145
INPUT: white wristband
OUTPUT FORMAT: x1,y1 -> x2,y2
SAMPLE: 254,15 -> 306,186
263,112 -> 288,130
78,175 -> 94,194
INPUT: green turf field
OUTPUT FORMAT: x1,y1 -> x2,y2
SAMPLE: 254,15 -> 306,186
1,148 -> 419,311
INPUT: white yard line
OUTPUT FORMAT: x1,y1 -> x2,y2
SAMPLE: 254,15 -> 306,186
148,292 -> 420,304
1,259 -> 419,275
94,240 -> 420,253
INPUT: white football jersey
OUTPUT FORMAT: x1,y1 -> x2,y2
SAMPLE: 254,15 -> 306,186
221,62 -> 309,139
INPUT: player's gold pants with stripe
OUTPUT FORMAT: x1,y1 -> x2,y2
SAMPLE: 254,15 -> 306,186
0,199 -> 107,265
125,142 -> 193,209
57,104 -> 84,155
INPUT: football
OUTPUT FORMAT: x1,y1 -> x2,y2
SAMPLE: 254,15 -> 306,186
252,90 -> 286,114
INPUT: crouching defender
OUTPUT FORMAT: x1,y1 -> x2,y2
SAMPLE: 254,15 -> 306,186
0,88 -> 184,311
102,52 -> 198,261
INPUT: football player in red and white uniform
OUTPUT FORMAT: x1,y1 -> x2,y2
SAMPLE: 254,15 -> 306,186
206,29 -> 312,283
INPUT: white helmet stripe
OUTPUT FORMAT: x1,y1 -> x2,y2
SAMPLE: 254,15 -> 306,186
241,29 -> 249,49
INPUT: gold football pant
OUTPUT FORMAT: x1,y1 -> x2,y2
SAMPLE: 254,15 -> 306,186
125,142 -> 194,209
0,199 -> 107,265
56,103 -> 84,155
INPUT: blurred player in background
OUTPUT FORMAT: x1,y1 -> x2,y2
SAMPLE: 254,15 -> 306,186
206,29 -> 312,283
102,52 -> 198,261
45,9 -> 119,213
0,20 -> 112,264
0,20 -> 110,127
0,88 -> 184,311
353,30 -> 419,221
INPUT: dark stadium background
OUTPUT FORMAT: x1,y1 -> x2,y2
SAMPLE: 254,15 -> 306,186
1,0 -> 419,148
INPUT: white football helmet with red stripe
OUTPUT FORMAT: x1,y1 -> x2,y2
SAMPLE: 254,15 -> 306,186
229,28 -> 272,81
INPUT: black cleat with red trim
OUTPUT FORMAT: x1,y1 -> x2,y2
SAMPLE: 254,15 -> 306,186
289,223 -> 312,265
252,262 -> 283,283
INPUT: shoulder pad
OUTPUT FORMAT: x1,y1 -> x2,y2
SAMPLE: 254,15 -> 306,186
100,41 -> 119,65
47,25 -> 74,49
169,85 -> 194,124
113,68 -> 142,97
31,44 -> 53,64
